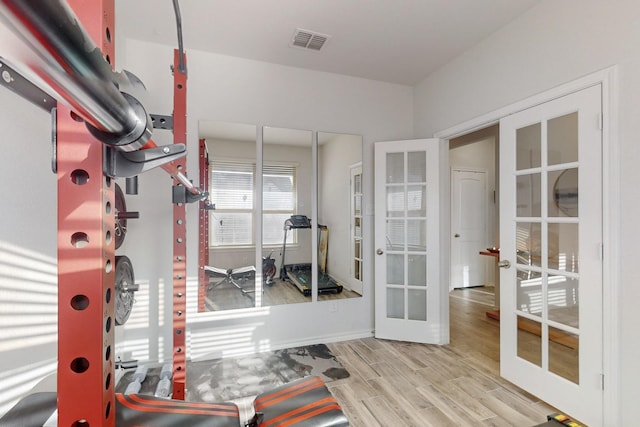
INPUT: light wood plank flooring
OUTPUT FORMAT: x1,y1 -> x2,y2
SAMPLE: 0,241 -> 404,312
325,292 -> 556,427
204,277 -> 361,311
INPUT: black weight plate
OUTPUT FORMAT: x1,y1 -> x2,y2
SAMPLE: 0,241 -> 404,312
114,182 -> 127,249
115,255 -> 135,325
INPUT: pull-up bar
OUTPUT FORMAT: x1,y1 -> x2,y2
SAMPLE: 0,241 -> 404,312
0,0 -> 204,197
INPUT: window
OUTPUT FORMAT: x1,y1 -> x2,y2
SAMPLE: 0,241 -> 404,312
263,164 -> 296,245
210,160 -> 296,247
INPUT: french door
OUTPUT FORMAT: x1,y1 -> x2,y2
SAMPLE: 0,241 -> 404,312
374,138 -> 448,344
499,85 -> 603,425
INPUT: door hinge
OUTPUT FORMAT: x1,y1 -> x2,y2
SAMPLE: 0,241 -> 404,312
599,243 -> 604,260
600,373 -> 605,390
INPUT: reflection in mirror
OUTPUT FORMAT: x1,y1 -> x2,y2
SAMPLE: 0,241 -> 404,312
551,168 -> 578,217
198,121 -> 257,312
197,124 -> 364,311
262,127 -> 313,306
318,132 -> 363,298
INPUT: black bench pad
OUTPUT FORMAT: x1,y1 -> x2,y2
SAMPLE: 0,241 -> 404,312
254,376 -> 348,426
0,392 -> 56,427
116,393 -> 240,427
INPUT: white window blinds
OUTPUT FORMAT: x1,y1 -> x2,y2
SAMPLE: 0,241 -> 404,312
263,164 -> 296,245
210,160 -> 296,247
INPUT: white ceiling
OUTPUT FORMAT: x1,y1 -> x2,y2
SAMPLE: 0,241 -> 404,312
117,0 -> 539,86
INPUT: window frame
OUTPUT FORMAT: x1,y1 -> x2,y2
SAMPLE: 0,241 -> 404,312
209,157 -> 297,248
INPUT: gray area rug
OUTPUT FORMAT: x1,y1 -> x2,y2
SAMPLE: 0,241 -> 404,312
187,344 -> 349,402
116,344 -> 349,403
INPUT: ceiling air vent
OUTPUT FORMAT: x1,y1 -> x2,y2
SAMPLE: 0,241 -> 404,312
291,28 -> 330,52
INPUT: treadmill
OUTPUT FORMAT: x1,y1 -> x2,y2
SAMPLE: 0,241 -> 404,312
279,215 -> 343,297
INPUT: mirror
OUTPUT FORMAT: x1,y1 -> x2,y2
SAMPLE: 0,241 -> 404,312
318,132 -> 363,299
552,168 -> 578,217
197,123 -> 364,312
199,120 -> 258,312
262,127 -> 313,307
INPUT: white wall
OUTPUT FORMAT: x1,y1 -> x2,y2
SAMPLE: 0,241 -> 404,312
0,89 -> 58,415
115,39 -> 413,363
414,1 -> 639,424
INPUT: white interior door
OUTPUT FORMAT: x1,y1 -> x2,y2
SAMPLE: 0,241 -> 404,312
499,85 -> 603,425
374,138 -> 448,344
450,169 -> 488,289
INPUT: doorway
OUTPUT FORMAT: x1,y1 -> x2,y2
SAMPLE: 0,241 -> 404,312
449,124 -> 500,370
449,125 -> 499,304
444,83 -> 605,425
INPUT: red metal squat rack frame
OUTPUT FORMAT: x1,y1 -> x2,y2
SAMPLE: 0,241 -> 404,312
48,0 -> 191,422
56,1 -> 117,425
198,138 -> 210,313
171,49 -> 188,400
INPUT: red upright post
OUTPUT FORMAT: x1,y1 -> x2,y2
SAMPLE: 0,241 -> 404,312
56,0 -> 116,425
198,138 -> 210,312
172,49 -> 188,400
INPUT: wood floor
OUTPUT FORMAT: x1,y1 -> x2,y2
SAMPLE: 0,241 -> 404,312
324,292 -> 557,427
204,277 -> 361,311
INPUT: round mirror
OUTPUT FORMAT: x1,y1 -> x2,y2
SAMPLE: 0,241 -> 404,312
553,168 -> 578,217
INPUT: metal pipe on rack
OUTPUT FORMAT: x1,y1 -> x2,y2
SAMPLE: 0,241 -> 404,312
0,0 -> 203,196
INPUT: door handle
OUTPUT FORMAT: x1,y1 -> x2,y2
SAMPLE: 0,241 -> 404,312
454,233 -> 460,238
497,260 -> 511,269
376,248 -> 384,255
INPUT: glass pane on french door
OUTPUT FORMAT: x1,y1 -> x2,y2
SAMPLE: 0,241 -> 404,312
385,151 -> 427,322
514,111 -> 580,385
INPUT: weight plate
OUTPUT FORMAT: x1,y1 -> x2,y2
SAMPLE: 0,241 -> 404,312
114,182 -> 127,249
115,255 -> 136,325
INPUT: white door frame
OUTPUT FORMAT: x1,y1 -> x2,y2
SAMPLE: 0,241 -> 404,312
434,66 -> 619,424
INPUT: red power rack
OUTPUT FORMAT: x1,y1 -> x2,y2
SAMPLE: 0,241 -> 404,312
56,1 -> 117,425
198,138 -> 210,312
171,49 -> 188,400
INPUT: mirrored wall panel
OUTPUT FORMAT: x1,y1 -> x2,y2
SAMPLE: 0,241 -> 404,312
199,121 -> 257,312
262,127 -> 313,306
318,132 -> 363,299
197,123 -> 364,312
